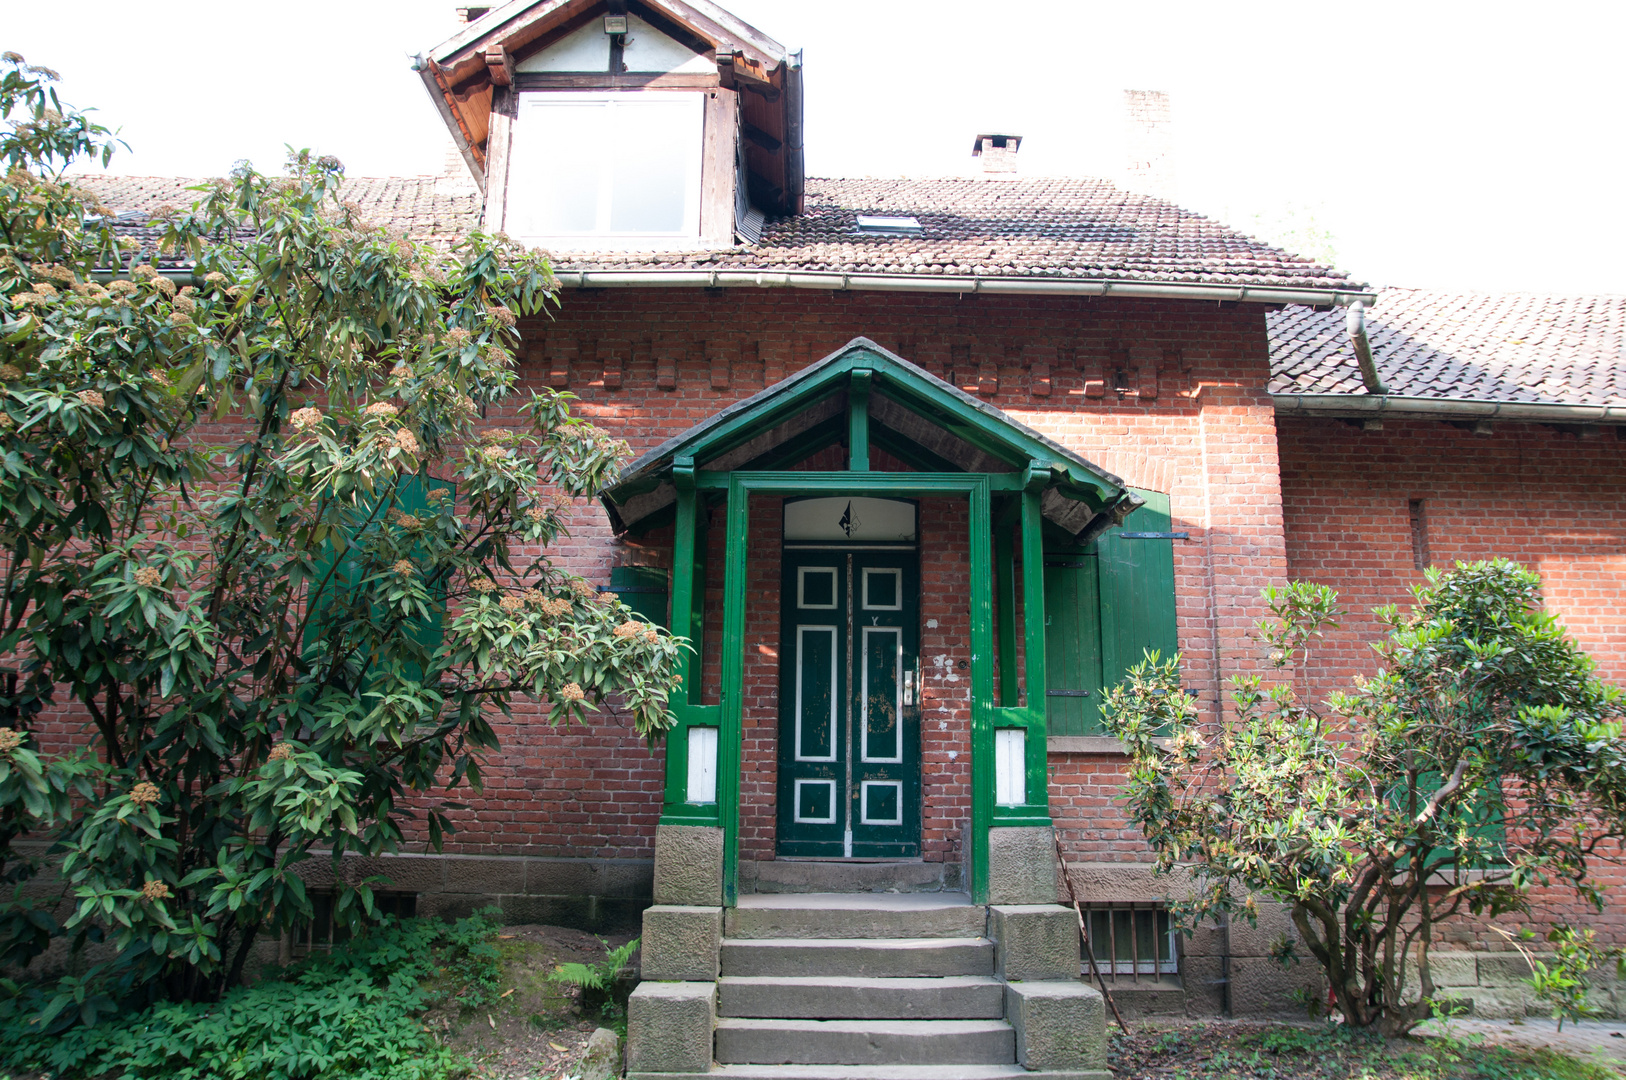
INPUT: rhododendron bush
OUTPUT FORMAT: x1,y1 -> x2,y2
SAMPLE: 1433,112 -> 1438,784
1102,563 -> 1626,1036
0,55 -> 679,1021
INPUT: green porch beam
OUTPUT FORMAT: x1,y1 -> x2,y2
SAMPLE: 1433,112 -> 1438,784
848,369 -> 872,471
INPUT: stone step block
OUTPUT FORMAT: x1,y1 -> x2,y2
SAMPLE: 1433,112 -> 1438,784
628,1065 -> 1111,1080
726,893 -> 984,941
718,975 -> 1005,1019
722,937 -> 994,978
715,1018 -> 1015,1066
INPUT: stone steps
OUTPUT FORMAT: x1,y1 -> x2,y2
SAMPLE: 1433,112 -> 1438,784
741,858 -> 953,894
718,975 -> 1005,1020
630,1066 -> 1106,1080
714,1018 -> 1016,1066
629,885 -> 1108,1080
725,892 -> 985,940
721,936 -> 995,978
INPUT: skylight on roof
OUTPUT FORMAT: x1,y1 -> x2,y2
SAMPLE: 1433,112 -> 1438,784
856,215 -> 923,236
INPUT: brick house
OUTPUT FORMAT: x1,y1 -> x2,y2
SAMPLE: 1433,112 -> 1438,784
79,0 -> 1626,1071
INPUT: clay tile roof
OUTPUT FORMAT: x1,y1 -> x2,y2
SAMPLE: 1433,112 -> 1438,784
78,173 -> 1360,293
552,176 -> 1361,291
1269,287 -> 1626,407
74,174 -> 484,267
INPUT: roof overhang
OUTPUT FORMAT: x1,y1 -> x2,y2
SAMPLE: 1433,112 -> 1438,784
548,268 -> 1376,306
599,337 -> 1142,540
415,0 -> 804,214
1273,392 -> 1626,425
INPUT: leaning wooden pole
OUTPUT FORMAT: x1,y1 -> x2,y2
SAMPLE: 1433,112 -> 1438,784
1054,829 -> 1131,1036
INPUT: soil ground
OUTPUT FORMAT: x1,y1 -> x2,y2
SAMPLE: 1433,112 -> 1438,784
1107,1018 -> 1624,1080
428,922 -> 637,1080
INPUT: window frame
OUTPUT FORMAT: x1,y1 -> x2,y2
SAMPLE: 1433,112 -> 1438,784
507,90 -> 706,248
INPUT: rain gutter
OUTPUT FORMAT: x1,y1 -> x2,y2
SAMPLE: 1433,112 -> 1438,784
1273,393 -> 1626,426
550,268 -> 1374,307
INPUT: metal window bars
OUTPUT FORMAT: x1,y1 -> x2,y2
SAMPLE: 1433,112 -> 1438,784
290,891 -> 419,956
1082,903 -> 1177,980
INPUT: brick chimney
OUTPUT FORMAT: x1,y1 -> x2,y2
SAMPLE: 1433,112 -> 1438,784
1120,90 -> 1177,202
972,133 -> 1022,176
456,6 -> 490,23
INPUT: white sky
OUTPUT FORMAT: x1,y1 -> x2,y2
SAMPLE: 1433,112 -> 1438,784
9,0 -> 1625,293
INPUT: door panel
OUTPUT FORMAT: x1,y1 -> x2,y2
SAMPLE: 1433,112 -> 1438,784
794,624 -> 839,761
778,550 -> 919,858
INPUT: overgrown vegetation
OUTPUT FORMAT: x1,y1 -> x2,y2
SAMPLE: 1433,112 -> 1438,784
1109,1020 -> 1621,1080
1102,561 -> 1626,1036
546,935 -> 639,1021
0,53 -> 683,1025
0,909 -> 505,1080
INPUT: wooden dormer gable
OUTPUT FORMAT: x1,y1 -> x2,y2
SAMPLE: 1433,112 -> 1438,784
416,0 -> 803,222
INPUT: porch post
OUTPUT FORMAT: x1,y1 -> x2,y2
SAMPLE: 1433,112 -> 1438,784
968,476 -> 996,903
718,475 -> 751,905
652,459 -> 725,911
1018,473 -> 1050,812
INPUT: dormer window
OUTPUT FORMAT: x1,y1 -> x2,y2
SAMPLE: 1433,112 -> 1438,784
419,0 -> 803,251
507,92 -> 704,244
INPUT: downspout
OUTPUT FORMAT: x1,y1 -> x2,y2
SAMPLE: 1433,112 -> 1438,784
1347,301 -> 1387,395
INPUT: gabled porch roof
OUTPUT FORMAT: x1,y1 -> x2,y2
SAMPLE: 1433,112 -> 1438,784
598,337 -> 1142,540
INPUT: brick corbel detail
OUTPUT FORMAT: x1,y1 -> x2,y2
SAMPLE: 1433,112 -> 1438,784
598,337 -> 625,391
545,333 -> 574,389
656,335 -> 679,391
1026,343 -> 1053,397
762,338 -> 787,386
1079,344 -> 1106,399
708,338 -> 729,391
1131,344 -> 1161,400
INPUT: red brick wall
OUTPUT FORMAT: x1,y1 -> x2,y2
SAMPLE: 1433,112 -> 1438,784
399,288 -> 1292,866
1279,416 -> 1626,696
28,288 -> 1295,874
1278,416 -> 1626,946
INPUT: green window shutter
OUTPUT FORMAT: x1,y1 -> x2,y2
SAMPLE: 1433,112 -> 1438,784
1042,554 -> 1103,737
1392,772 -> 1508,871
304,473 -> 455,676
609,565 -> 670,629
1040,488 -> 1177,737
1097,489 -> 1178,699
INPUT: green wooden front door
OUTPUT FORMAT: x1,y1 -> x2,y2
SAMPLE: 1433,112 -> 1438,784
777,551 -> 920,858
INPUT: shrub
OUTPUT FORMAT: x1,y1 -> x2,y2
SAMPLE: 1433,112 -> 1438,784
1101,561 -> 1626,1036
0,54 -> 683,1020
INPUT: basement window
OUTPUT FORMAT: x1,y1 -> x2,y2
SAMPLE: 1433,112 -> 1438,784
290,890 -> 418,956
508,92 -> 704,247
1082,904 -> 1178,977
855,215 -> 923,236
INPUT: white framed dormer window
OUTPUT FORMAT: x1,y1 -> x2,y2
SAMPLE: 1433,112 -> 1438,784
507,92 -> 704,249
